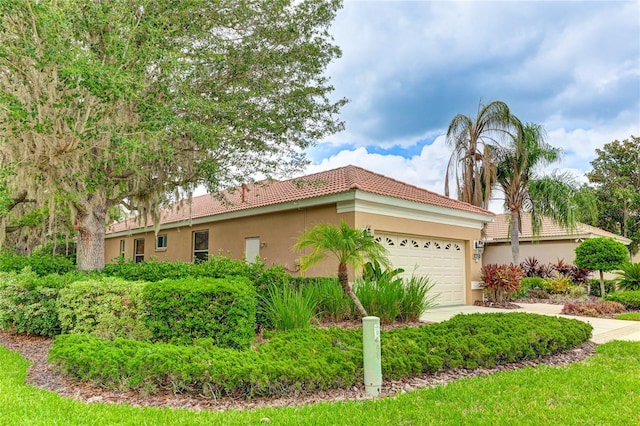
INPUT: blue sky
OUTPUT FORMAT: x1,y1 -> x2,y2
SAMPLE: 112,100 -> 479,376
302,0 -> 640,212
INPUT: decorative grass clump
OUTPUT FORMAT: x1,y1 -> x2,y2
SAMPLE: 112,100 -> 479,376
49,312 -> 592,399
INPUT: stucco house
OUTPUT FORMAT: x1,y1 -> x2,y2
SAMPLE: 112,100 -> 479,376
105,165 -> 494,306
483,213 -> 634,266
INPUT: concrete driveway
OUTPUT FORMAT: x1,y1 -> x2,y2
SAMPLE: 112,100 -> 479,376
420,302 -> 640,344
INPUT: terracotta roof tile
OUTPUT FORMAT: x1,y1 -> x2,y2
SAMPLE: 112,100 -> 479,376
107,165 -> 492,234
485,213 -> 631,243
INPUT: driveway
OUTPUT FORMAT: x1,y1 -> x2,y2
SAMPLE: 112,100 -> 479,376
420,302 -> 640,344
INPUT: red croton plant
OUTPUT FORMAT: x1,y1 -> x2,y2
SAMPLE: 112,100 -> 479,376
481,263 -> 526,303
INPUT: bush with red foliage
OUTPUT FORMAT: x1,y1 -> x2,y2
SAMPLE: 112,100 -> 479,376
481,264 -> 525,303
561,301 -> 626,317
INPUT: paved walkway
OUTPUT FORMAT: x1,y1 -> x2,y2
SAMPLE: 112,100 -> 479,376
420,302 -> 640,344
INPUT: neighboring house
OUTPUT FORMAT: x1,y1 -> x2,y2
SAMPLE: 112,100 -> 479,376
483,213 -> 634,267
105,165 -> 494,306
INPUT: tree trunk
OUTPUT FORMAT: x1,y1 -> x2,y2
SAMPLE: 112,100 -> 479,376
599,270 -> 606,298
510,210 -> 520,265
338,263 -> 368,317
74,196 -> 108,271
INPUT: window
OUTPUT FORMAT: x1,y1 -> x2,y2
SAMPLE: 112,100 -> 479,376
134,238 -> 145,263
156,234 -> 168,250
119,240 -> 125,257
193,230 -> 209,263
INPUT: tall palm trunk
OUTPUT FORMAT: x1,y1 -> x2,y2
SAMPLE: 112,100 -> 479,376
510,210 -> 520,264
339,263 -> 368,317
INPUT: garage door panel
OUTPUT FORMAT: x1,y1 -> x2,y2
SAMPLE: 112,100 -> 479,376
375,233 -> 465,306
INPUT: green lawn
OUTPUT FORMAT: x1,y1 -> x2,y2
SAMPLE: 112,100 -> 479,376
615,312 -> 640,321
1,342 -> 638,425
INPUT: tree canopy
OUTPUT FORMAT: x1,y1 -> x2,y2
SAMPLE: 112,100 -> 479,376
444,100 -> 520,209
586,136 -> 640,255
493,122 -> 596,264
574,237 -> 629,297
0,0 -> 345,270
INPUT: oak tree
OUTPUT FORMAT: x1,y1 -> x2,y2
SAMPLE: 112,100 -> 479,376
0,0 -> 345,270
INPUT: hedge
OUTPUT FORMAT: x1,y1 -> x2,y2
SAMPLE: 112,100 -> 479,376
0,270 -> 84,336
0,253 -> 75,276
604,291 -> 640,310
143,277 -> 257,348
49,312 -> 592,399
57,277 -> 151,341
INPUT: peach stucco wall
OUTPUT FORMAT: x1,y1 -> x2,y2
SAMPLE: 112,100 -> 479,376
483,239 -> 580,266
105,205 -> 350,278
105,203 -> 487,305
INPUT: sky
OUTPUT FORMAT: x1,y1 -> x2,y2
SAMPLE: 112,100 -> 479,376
300,0 -> 640,212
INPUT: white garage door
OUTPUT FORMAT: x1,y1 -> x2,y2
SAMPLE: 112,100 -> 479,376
374,233 -> 466,306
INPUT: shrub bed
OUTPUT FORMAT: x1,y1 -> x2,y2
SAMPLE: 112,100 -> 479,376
0,270 -> 83,336
49,312 -> 592,399
57,277 -> 151,341
143,277 -> 257,348
604,291 -> 640,310
102,256 -> 290,330
0,253 -> 75,276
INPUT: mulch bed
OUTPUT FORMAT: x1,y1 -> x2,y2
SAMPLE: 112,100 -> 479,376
0,329 -> 597,412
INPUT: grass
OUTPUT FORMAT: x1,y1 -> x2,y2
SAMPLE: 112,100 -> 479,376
614,312 -> 640,321
1,341 -> 639,425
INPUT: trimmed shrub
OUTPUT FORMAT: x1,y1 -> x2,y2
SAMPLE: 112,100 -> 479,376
512,276 -> 545,299
0,253 -> 75,276
604,291 -> 640,310
0,270 -> 88,336
57,277 -> 151,341
103,256 -> 290,331
143,277 -> 256,348
561,301 -> 626,317
50,312 -> 592,399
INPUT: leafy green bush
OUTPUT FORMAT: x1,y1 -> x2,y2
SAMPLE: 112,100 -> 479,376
0,270 -> 78,336
614,262 -> 640,291
0,253 -> 75,276
262,284 -> 317,331
604,291 -> 640,310
103,256 -> 290,331
143,277 -> 256,348
510,277 -> 544,299
588,279 -> 616,297
50,313 -> 591,399
57,277 -> 151,341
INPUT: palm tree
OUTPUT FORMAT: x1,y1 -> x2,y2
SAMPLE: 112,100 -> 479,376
293,220 -> 389,318
445,100 -> 520,209
494,123 -> 597,264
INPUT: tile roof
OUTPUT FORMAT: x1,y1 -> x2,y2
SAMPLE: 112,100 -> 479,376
485,213 -> 631,243
107,165 -> 493,234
